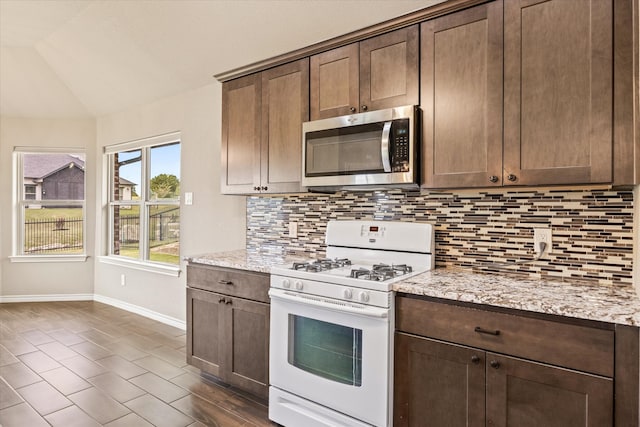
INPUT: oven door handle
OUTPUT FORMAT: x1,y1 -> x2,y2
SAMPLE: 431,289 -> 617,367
269,288 -> 389,319
381,121 -> 392,172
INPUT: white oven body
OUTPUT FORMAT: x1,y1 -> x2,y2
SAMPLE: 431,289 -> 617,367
269,288 -> 393,427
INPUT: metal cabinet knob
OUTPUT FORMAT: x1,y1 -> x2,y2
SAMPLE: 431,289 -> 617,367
361,105 -> 368,111
218,297 -> 226,303
490,360 -> 500,369
225,299 -> 232,305
489,175 -> 499,183
507,174 -> 517,182
471,355 -> 481,364
350,107 -> 356,113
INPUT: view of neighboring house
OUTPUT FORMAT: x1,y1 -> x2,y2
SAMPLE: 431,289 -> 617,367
23,154 -> 135,204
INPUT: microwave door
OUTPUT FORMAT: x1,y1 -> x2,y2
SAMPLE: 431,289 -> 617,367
305,123 -> 385,177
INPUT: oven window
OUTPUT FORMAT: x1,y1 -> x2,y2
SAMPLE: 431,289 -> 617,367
288,315 -> 362,387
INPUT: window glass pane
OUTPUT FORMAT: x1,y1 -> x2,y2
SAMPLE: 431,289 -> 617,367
23,206 -> 84,254
288,315 -> 362,386
149,143 -> 180,201
113,150 -> 141,201
147,204 -> 180,265
112,204 -> 139,259
23,153 -> 85,201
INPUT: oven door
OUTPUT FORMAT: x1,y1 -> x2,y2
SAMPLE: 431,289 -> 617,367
269,288 -> 391,427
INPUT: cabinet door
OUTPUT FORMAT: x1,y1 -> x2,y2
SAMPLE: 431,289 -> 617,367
222,296 -> 270,399
261,59 -> 309,193
186,288 -> 224,377
310,43 -> 359,120
360,25 -> 419,113
421,1 -> 503,188
394,332 -> 485,427
486,353 -> 613,427
221,74 -> 261,194
503,0 -> 613,185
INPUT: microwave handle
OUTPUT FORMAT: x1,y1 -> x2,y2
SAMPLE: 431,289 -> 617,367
381,121 -> 392,172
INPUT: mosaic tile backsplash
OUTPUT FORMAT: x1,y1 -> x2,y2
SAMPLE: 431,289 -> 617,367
246,189 -> 634,286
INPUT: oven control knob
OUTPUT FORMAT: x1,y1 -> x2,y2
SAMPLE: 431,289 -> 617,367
282,279 -> 291,289
359,291 -> 370,303
295,281 -> 304,290
343,289 -> 353,299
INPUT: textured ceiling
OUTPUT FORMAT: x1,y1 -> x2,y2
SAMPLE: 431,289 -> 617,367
0,0 -> 442,118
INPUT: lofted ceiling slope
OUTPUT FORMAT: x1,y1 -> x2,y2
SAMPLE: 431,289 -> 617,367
0,0 -> 442,119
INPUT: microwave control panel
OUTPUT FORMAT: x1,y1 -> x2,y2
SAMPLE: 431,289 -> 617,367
391,119 -> 410,172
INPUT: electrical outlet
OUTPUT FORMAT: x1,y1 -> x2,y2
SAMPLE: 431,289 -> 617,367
289,221 -> 298,238
533,228 -> 552,259
120,274 -> 126,286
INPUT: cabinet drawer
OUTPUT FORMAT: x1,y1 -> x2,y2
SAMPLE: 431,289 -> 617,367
396,297 -> 614,377
187,264 -> 270,303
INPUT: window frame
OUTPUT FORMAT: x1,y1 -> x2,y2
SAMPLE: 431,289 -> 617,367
103,132 -> 181,272
11,147 -> 87,262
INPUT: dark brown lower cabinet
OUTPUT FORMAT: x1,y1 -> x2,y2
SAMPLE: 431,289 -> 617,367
395,332 -> 613,427
186,264 -> 270,399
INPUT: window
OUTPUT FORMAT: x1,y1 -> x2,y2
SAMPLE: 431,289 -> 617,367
106,133 -> 181,266
14,149 -> 86,257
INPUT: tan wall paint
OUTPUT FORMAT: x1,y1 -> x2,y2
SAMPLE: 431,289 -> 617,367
94,82 -> 245,322
0,117 -> 96,296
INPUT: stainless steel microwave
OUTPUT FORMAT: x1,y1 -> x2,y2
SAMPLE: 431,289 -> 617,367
302,105 -> 419,190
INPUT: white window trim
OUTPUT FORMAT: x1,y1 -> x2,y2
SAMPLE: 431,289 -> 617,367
104,132 -> 181,268
12,147 -> 87,260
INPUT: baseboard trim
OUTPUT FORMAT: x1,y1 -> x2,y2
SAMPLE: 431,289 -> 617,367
0,293 -> 186,331
0,294 -> 94,303
93,294 -> 186,330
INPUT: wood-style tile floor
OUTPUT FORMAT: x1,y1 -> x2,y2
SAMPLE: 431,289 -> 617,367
0,301 -> 274,426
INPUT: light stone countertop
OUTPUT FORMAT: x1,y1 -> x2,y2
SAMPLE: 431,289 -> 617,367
185,248 -> 314,274
394,269 -> 640,327
186,250 -> 640,326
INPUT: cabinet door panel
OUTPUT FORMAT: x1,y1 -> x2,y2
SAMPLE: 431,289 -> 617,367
224,297 -> 270,399
504,0 -> 612,185
486,353 -> 613,427
187,288 -> 223,376
394,333 -> 485,427
310,44 -> 359,120
221,74 -> 261,193
360,25 -> 419,112
261,59 -> 309,193
421,1 -> 503,188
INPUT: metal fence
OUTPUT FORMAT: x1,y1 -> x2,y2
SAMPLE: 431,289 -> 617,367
24,217 -> 83,254
24,207 -> 180,255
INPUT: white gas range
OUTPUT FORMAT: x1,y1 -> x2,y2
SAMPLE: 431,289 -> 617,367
269,220 -> 434,427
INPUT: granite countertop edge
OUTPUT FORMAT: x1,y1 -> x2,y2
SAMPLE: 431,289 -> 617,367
186,250 -> 640,327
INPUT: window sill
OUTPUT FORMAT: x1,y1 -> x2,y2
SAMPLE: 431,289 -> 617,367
10,255 -> 89,263
98,256 -> 181,277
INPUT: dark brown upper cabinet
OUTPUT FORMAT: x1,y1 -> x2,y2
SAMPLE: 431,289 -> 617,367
310,26 -> 419,120
421,0 -> 503,188
422,0 -> 617,189
221,58 -> 309,194
503,0 -> 613,186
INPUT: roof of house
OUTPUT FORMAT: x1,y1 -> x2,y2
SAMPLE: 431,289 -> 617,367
23,153 -> 85,180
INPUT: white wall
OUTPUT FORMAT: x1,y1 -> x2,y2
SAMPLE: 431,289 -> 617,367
0,117 -> 96,297
94,82 -> 246,323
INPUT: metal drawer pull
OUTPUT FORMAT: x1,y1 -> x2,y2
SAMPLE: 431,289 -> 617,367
474,326 -> 500,336
218,297 -> 226,303
218,280 -> 233,285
